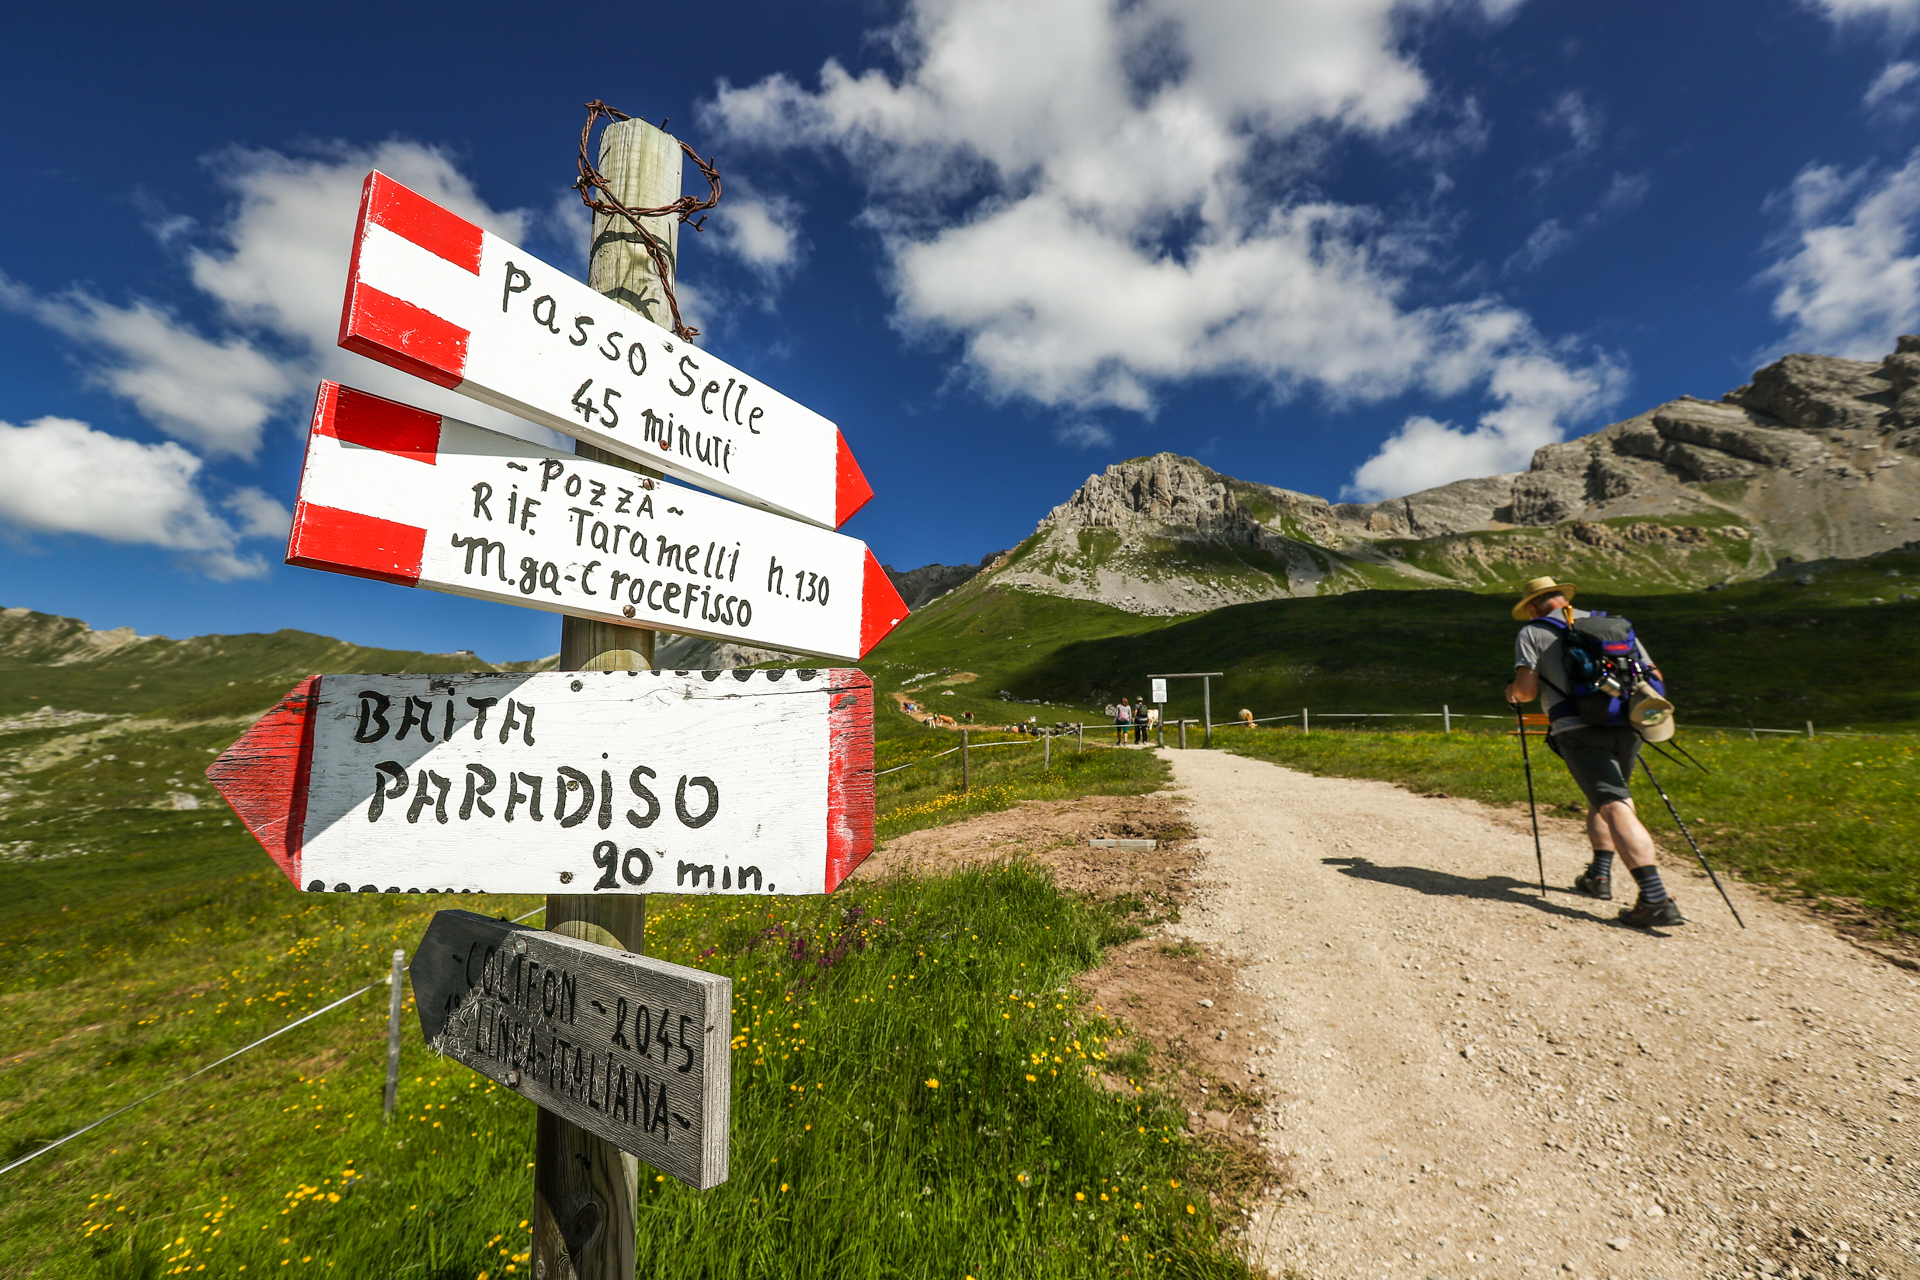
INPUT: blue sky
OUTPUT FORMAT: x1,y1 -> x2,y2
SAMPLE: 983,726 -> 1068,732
5,0 -> 1920,661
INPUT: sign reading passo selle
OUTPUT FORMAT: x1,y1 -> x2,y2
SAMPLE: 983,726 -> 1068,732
205,669 -> 874,898
412,910 -> 730,1189
288,382 -> 908,663
338,170 -> 872,531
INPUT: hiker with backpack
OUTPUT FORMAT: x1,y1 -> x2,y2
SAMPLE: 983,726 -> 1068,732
1502,576 -> 1683,928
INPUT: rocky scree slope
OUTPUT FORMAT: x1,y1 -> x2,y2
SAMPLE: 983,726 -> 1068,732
987,341 -> 1920,613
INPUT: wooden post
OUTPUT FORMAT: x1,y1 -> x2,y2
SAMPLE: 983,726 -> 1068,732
1442,704 -> 1451,734
382,949 -> 404,1124
1806,720 -> 1815,739
1178,720 -> 1187,750
1202,677 -> 1212,749
533,115 -> 680,1280
1043,730 -> 1050,772
1077,722 -> 1083,752
1302,707 -> 1309,736
961,729 -> 970,793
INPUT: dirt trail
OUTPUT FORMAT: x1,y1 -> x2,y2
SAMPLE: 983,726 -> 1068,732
1161,750 -> 1920,1280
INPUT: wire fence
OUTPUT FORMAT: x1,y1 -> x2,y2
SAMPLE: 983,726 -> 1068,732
0,904 -> 548,1179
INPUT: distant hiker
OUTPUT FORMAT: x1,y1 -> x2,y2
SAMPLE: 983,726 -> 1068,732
1503,576 -> 1682,929
1134,698 -> 1150,743
1115,698 -> 1132,745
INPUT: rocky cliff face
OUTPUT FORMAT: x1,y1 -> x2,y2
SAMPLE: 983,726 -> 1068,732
982,340 -> 1920,613
883,554 -> 1004,610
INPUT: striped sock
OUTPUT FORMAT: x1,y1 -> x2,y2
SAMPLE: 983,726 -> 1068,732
1587,850 -> 1615,879
1629,864 -> 1669,905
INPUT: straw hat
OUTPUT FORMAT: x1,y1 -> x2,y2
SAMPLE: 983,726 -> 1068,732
1510,576 -> 1577,621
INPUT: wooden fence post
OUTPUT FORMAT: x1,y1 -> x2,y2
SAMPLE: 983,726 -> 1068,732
1302,707 -> 1309,736
1178,720 -> 1187,750
382,949 -> 404,1124
1043,730 -> 1050,772
532,113 -> 680,1280
961,728 -> 970,793
1442,704 -> 1451,734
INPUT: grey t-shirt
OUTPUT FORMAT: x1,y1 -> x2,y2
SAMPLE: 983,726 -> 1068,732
1514,608 -> 1656,735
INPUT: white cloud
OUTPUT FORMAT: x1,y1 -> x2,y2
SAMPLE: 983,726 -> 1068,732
1505,219 -> 1573,273
1762,147 -> 1920,358
0,417 -> 277,579
1806,0 -> 1920,22
1865,60 -> 1920,117
705,0 -> 1606,500
5,141 -> 571,469
716,194 -> 805,275
1347,346 -> 1622,499
3,288 -> 299,459
1503,171 -> 1648,274
1055,419 -> 1115,448
225,486 -> 292,540
190,141 -> 529,352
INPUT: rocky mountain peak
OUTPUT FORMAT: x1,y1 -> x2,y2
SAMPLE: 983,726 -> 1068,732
970,339 -> 1920,614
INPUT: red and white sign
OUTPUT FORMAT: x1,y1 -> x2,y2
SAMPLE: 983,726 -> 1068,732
288,382 -> 909,663
338,171 -> 872,531
206,669 -> 874,898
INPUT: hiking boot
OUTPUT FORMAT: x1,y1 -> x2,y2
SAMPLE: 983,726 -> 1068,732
1573,871 -> 1612,901
1618,897 -> 1684,929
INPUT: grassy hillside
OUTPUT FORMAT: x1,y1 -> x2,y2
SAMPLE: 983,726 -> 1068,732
0,609 -> 1246,1279
0,609 -> 554,722
866,542 -> 1920,733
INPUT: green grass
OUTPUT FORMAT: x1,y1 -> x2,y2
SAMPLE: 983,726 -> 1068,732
1211,726 -> 1920,936
1,857 -> 1251,1280
865,542 -> 1920,735
875,733 -> 1171,843
0,691 -> 1235,1279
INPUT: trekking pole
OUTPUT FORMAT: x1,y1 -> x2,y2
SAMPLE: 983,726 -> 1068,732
1648,739 -> 1708,776
1513,704 -> 1548,896
1636,755 -> 1745,929
1666,738 -> 1711,775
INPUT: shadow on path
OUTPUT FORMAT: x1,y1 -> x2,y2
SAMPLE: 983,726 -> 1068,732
1323,856 -> 1614,926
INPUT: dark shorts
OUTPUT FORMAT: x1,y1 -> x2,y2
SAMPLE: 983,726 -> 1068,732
1552,725 -> 1641,807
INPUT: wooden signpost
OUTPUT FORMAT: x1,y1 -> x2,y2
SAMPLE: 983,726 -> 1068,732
288,381 -> 908,663
338,170 -> 873,531
206,669 -> 875,898
206,112 -> 899,1278
409,911 -> 730,1190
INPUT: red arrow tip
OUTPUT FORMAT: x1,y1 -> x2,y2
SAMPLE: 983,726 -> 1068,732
206,677 -> 320,890
859,549 -> 909,659
834,431 -> 875,528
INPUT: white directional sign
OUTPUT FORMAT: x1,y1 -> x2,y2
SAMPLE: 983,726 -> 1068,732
288,381 -> 909,663
338,170 -> 872,531
206,669 -> 875,899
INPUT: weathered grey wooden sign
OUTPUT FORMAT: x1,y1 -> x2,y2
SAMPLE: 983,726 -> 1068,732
411,910 -> 730,1189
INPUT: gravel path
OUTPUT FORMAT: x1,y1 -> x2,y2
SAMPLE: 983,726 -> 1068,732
1161,749 -> 1920,1280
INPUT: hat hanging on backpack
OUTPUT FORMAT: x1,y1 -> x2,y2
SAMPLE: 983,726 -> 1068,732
1510,576 -> 1579,621
1629,680 -> 1677,742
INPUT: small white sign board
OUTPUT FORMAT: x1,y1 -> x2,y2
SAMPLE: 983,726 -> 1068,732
287,381 -> 907,663
1151,678 -> 1167,705
337,171 -> 872,530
